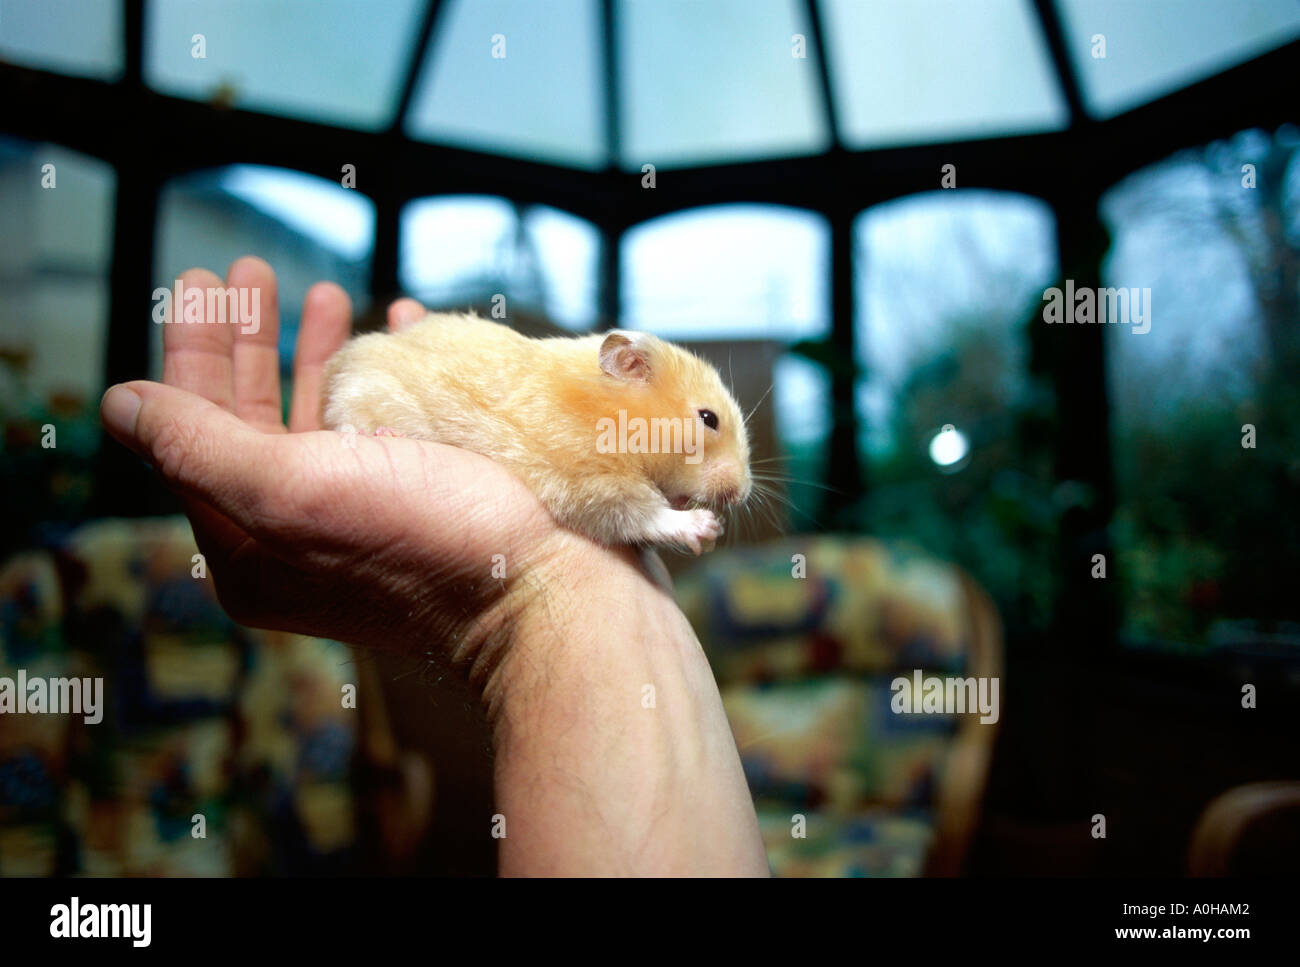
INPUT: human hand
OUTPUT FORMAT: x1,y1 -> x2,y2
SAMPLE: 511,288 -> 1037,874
99,257 -> 604,682
100,257 -> 766,875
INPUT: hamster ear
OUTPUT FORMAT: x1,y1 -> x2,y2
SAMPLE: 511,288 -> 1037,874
599,331 -> 653,382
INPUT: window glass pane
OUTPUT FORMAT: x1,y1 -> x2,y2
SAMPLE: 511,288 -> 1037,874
401,196 -> 600,330
819,0 -> 1067,148
1103,127 -> 1300,648
406,0 -> 605,169
145,0 -> 425,130
1057,0 -> 1300,119
621,204 -> 829,340
619,0 -> 829,168
774,354 -> 831,447
772,353 -> 832,524
0,0 -> 123,80
401,196 -> 515,306
0,140 -> 115,406
220,165 -> 374,262
154,165 -> 375,379
0,139 -> 115,545
857,191 -> 1057,454
522,206 -> 600,330
854,191 -> 1060,626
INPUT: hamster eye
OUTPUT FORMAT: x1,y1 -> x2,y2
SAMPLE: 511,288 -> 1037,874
698,409 -> 719,431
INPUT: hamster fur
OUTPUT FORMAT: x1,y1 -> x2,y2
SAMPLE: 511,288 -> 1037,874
321,312 -> 751,554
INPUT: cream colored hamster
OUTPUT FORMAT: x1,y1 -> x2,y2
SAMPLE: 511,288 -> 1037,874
321,312 -> 751,554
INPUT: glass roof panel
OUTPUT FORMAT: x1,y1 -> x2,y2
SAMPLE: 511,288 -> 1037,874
1056,0 -> 1300,119
619,0 -> 829,169
145,0 -> 425,130
0,0 -> 123,80
405,0 -> 606,169
819,0 -> 1068,148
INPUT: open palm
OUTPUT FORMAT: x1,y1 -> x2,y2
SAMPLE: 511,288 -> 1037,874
101,257 -> 569,658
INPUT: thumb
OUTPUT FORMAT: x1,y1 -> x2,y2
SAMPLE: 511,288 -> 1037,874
101,381 -> 286,528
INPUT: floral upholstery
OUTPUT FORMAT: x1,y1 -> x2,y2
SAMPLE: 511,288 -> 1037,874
0,517 -> 358,876
676,536 -> 985,877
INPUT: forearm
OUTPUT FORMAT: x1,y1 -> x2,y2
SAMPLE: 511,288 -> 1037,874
484,541 -> 769,876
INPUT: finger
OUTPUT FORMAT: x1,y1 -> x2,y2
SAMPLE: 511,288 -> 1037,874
290,282 -> 352,432
227,256 -> 285,433
101,381 -> 291,535
162,267 -> 235,410
387,298 -> 426,332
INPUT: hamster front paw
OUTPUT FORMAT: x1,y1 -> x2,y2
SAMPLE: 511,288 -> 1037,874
647,507 -> 723,555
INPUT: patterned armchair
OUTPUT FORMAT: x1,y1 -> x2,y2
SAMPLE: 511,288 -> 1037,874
676,536 -> 1003,877
0,518 -> 363,875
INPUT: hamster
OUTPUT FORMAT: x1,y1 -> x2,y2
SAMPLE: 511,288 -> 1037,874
321,312 -> 752,554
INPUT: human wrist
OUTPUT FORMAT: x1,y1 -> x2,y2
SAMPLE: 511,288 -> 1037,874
476,535 -> 769,875
469,532 -> 673,723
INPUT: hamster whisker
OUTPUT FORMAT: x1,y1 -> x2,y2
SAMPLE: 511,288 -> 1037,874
750,472 -> 842,495
756,500 -> 789,536
743,383 -> 775,426
749,481 -> 821,528
743,485 -> 789,534
732,500 -> 767,542
748,485 -> 791,517
752,484 -> 802,514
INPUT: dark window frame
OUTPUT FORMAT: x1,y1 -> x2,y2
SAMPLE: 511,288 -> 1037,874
2,1 -> 1295,661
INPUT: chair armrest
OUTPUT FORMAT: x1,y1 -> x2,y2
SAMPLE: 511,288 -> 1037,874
1188,781 -> 1300,876
924,572 -> 1003,876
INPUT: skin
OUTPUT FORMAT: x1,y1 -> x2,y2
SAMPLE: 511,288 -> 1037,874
100,257 -> 769,876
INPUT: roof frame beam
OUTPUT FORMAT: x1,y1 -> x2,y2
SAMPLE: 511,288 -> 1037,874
1031,0 -> 1091,128
802,0 -> 843,151
388,0 -> 447,135
1,37 -> 1294,228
